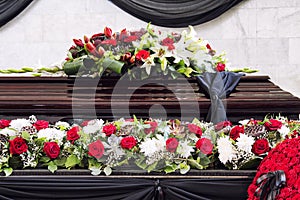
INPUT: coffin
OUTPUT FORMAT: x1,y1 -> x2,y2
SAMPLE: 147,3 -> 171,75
0,75 -> 299,123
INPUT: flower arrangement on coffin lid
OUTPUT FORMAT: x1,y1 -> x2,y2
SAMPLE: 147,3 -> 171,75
215,116 -> 300,170
1,115 -> 298,176
63,24 -> 228,79
0,115 -> 216,176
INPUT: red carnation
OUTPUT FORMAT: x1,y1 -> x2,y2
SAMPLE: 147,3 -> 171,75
196,138 -> 213,155
43,141 -> 60,159
166,138 -> 179,153
135,50 -> 150,61
67,126 -> 81,144
120,136 -> 137,150
230,125 -> 244,140
102,124 -> 117,137
33,120 -> 49,131
0,119 -> 11,129
88,140 -> 105,159
188,124 -> 202,137
9,137 -> 28,155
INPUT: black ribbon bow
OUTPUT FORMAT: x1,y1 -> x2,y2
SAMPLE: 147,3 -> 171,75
196,71 -> 244,124
255,170 -> 286,200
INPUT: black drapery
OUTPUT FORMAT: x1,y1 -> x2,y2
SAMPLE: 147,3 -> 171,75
0,176 -> 252,200
110,0 -> 245,27
0,0 -> 33,27
196,72 -> 244,124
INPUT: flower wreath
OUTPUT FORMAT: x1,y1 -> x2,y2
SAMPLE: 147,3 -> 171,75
247,134 -> 300,200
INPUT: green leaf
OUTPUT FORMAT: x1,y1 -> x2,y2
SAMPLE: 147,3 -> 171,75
21,131 -> 30,140
179,162 -> 190,174
103,166 -> 112,176
65,154 -> 80,169
102,57 -> 124,74
21,67 -> 34,72
147,161 -> 158,173
199,156 -> 211,168
164,163 -> 178,174
54,157 -> 67,167
48,162 -> 57,173
63,58 -> 85,75
188,158 -> 203,170
40,156 -> 51,163
3,167 -> 13,176
32,73 -> 41,77
183,67 -> 194,77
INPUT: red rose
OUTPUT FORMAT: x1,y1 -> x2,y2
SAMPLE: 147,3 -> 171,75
9,137 -> 28,155
195,138 -> 213,155
102,124 -> 117,136
120,136 -> 137,150
135,50 -> 150,61
144,121 -> 158,134
73,39 -> 84,47
252,139 -> 270,155
0,119 -> 11,129
166,138 -> 179,153
67,126 -> 80,143
161,37 -> 175,50
230,125 -> 244,140
33,120 -> 49,131
43,142 -> 60,159
104,27 -> 112,38
188,124 -> 202,137
264,119 -> 282,131
88,140 -> 105,159
214,120 -> 232,131
216,63 -> 225,72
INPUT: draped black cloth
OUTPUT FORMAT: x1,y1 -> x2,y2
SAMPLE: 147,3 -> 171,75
0,176 -> 252,200
0,0 -> 33,27
110,0 -> 245,27
196,72 -> 244,124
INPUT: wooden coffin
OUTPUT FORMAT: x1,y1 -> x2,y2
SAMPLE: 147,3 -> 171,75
0,75 -> 299,123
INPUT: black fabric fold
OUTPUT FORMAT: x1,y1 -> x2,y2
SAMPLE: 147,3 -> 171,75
0,0 -> 33,28
196,72 -> 244,124
110,0 -> 245,27
0,176 -> 252,200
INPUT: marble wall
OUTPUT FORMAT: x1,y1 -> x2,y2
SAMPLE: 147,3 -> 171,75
0,0 -> 299,97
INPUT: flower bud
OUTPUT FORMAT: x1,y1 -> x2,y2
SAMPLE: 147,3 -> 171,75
104,27 -> 112,38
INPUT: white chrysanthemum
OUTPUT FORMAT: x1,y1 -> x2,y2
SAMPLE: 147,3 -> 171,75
55,121 -> 70,129
140,138 -> 159,157
278,125 -> 290,138
9,118 -> 31,131
83,119 -> 104,134
178,140 -> 194,158
154,134 -> 166,152
238,119 -> 250,125
0,128 -> 17,137
236,134 -> 255,153
37,128 -> 65,141
217,136 -> 237,165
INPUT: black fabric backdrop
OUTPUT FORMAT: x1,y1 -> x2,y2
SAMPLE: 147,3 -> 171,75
0,176 -> 252,200
0,0 -> 33,27
110,0 -> 245,27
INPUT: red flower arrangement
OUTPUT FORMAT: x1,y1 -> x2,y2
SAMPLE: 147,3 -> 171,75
247,136 -> 300,200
